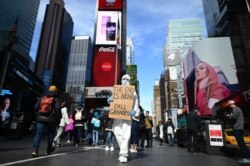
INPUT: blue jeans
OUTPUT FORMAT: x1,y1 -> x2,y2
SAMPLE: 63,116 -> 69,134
233,129 -> 250,158
105,131 -> 115,147
32,121 -> 56,153
168,134 -> 174,145
92,130 -> 99,144
130,120 -> 139,144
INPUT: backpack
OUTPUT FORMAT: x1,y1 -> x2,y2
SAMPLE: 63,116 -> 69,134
75,111 -> 82,120
39,96 -> 54,113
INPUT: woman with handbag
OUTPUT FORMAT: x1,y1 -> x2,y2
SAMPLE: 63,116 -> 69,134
53,100 -> 70,147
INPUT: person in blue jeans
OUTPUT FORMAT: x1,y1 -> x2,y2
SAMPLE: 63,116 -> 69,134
32,85 -> 60,157
91,111 -> 101,146
103,113 -> 115,151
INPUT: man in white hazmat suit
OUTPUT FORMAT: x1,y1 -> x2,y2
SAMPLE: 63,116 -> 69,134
108,74 -> 139,163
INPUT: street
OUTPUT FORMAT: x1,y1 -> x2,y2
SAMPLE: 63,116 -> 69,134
0,136 -> 243,166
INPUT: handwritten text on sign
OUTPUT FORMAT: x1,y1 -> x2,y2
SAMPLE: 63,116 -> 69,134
109,85 -> 135,120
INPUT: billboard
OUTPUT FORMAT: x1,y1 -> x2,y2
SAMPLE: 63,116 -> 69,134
126,65 -> 137,87
184,37 -> 239,116
95,11 -> 121,45
92,45 -> 121,86
98,0 -> 123,10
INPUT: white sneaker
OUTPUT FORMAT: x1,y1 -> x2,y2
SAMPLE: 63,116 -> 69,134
105,146 -> 109,151
119,156 -> 127,163
110,146 -> 114,151
238,158 -> 250,163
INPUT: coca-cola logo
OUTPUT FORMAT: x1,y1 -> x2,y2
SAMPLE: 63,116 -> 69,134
102,62 -> 112,71
99,47 -> 115,53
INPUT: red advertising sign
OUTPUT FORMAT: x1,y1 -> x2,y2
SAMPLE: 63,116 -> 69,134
92,46 -> 121,86
98,0 -> 123,10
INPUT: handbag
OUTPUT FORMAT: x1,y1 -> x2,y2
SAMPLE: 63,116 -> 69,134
65,115 -> 74,131
65,122 -> 74,131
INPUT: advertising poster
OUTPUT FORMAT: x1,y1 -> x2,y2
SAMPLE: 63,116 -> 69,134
98,0 -> 123,10
208,124 -> 224,146
109,85 -> 135,120
184,37 -> 239,116
95,11 -> 121,45
92,45 -> 121,86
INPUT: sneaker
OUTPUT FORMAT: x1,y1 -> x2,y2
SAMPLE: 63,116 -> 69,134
56,144 -> 61,147
31,152 -> 38,157
119,156 -> 127,163
75,144 -> 79,147
67,140 -> 71,144
105,146 -> 109,151
238,158 -> 250,163
110,146 -> 114,151
130,149 -> 137,153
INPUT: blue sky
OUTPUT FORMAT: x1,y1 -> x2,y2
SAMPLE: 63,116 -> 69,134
30,0 -> 207,112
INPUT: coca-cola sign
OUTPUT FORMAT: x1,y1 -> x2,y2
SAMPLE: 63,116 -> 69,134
99,46 -> 116,53
102,61 -> 112,71
98,0 -> 122,10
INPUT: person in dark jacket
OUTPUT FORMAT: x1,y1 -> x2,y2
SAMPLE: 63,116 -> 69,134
32,85 -> 60,157
186,109 -> 201,153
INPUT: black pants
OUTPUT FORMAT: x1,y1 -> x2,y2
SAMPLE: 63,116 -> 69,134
145,128 -> 153,147
187,128 -> 199,152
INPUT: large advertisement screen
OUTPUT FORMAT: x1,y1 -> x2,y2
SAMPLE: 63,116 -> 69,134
98,0 -> 123,10
95,11 -> 121,45
184,37 -> 240,116
92,46 -> 121,86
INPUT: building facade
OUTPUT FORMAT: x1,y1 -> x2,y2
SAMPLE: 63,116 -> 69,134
66,36 -> 93,105
35,0 -> 73,92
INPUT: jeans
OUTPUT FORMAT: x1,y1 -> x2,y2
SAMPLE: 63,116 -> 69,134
74,126 -> 82,144
168,134 -> 174,145
130,120 -> 139,144
32,121 -> 56,153
105,131 -> 115,147
92,130 -> 99,144
233,129 -> 250,158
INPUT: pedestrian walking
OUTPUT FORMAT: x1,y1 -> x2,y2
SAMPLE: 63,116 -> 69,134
186,108 -> 201,154
156,121 -> 164,146
91,111 -> 101,146
165,118 -> 175,146
72,105 -> 84,146
226,100 -> 250,164
53,99 -> 70,147
145,111 -> 153,148
107,74 -> 139,163
31,85 -> 61,157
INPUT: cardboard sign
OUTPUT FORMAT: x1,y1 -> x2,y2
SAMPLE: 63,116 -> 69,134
109,85 -> 135,120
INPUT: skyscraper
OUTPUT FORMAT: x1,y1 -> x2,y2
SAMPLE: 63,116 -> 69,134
163,18 -> 203,109
0,0 -> 40,60
164,18 -> 203,68
66,36 -> 93,104
126,37 -> 134,65
35,0 -> 73,92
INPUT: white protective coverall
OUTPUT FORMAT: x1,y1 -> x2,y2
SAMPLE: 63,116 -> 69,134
109,74 -> 139,162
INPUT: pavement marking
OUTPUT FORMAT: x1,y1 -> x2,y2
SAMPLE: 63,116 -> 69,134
0,145 -> 106,166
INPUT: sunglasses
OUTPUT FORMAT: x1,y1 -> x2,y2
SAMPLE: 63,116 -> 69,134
122,78 -> 130,81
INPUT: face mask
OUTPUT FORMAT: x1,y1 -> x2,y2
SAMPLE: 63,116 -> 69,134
121,79 -> 130,86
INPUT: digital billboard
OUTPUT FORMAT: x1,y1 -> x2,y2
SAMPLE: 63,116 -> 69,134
184,37 -> 240,116
95,11 -> 121,45
98,0 -> 123,10
92,46 -> 121,86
